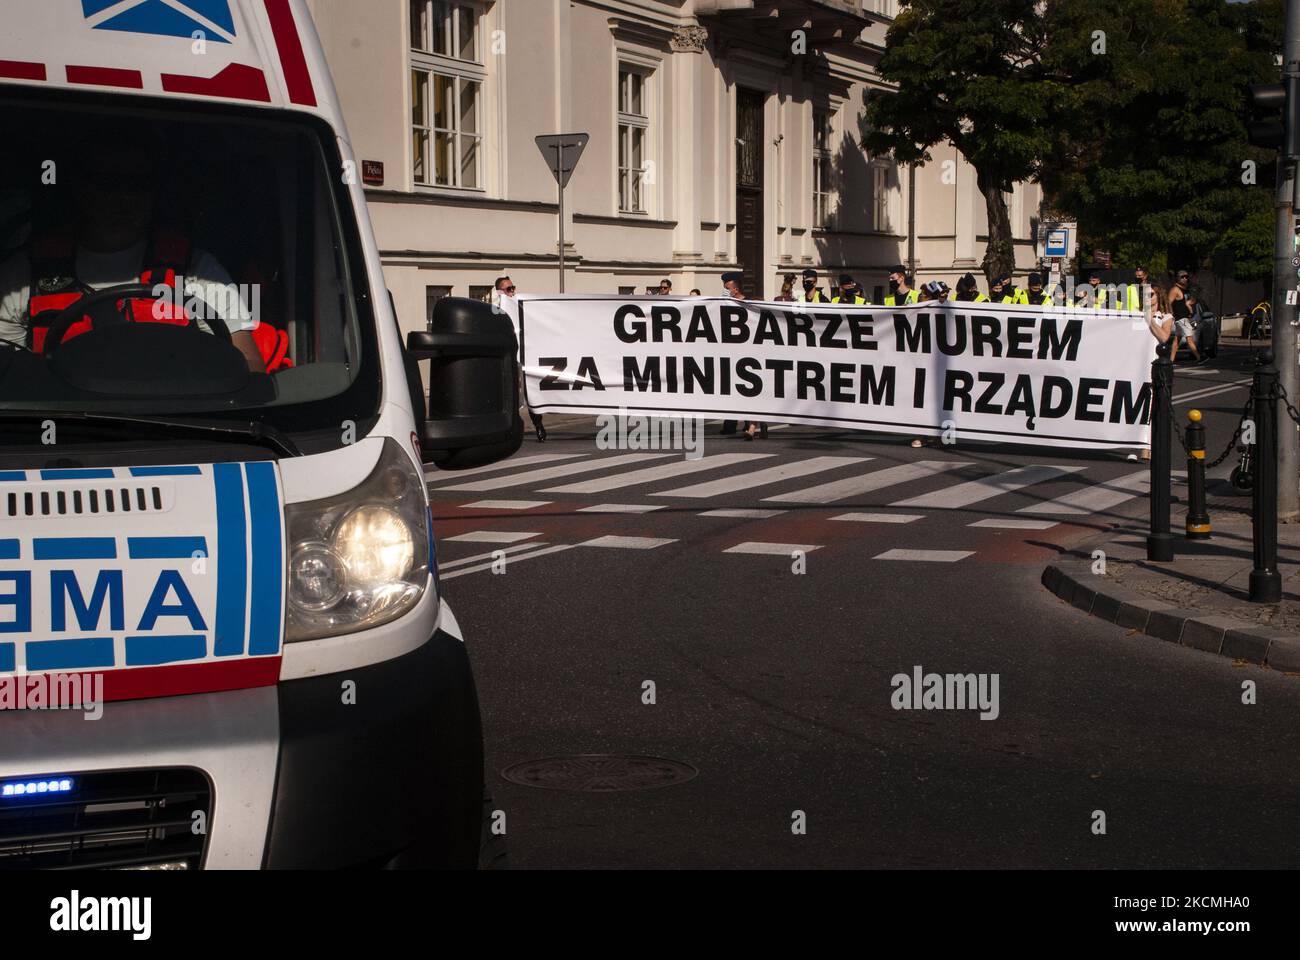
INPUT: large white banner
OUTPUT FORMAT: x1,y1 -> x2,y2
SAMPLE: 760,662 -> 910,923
506,295 -> 1156,449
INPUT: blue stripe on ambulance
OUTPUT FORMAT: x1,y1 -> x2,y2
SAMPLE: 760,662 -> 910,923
125,634 -> 207,667
34,538 -> 116,561
0,540 -> 18,561
25,637 -> 114,671
129,466 -> 203,477
40,469 -> 114,480
213,463 -> 248,657
0,472 -> 24,482
244,462 -> 283,656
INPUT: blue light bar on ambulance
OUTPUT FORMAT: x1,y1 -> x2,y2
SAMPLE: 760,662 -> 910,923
1,777 -> 74,798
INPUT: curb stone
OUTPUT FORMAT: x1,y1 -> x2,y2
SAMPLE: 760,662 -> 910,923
1040,562 -> 1300,670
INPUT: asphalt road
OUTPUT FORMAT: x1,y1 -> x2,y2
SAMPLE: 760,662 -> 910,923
429,342 -> 1300,868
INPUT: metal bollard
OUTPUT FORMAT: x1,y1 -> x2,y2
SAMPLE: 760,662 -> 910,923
1249,350 -> 1281,603
1147,340 -> 1175,562
1184,409 -> 1211,539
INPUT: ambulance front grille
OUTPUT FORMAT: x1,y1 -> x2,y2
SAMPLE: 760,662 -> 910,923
1,483 -> 169,519
0,768 -> 211,870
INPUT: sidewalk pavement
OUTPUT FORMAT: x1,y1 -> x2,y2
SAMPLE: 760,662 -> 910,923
1042,497 -> 1300,673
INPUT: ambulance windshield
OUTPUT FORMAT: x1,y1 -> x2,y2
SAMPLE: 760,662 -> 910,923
0,94 -> 380,445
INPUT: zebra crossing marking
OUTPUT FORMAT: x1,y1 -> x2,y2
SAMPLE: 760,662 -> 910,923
1017,470 -> 1148,516
445,531 -> 542,544
579,503 -> 665,514
463,500 -> 552,510
874,549 -> 973,562
424,453 -> 582,481
434,453 -> 671,492
764,460 -> 969,505
890,465 -> 1084,510
581,535 -> 677,550
653,456 -> 867,499
724,542 -> 821,555
701,508 -> 787,519
541,453 -> 772,494
831,513 -> 923,524
969,518 -> 1058,530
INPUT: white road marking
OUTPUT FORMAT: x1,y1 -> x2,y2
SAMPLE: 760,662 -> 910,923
439,543 -> 576,580
462,500 -> 551,510
890,465 -> 1084,509
434,453 -> 671,492
874,549 -> 973,562
969,518 -> 1058,530
1018,469 -> 1149,515
424,453 -> 582,480
701,508 -> 787,519
831,513 -> 923,524
654,456 -> 867,499
724,542 -> 821,555
439,542 -> 552,570
445,531 -> 542,544
578,503 -> 665,514
580,535 -> 677,549
1172,378 -> 1250,405
541,453 -> 772,494
764,460 -> 970,504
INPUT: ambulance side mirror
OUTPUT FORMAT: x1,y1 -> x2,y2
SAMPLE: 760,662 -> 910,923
405,297 -> 523,470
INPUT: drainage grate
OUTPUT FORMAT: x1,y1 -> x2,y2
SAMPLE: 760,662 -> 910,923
501,755 -> 697,793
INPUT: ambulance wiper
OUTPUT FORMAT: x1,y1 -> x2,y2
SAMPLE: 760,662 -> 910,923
0,411 -> 302,458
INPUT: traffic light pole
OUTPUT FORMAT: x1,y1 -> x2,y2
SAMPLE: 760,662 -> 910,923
1274,0 -> 1300,520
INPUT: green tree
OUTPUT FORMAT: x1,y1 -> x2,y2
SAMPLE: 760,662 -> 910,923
862,0 -> 1067,282
1042,0 -> 1283,278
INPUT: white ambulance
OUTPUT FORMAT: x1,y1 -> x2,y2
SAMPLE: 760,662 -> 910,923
0,0 -> 521,868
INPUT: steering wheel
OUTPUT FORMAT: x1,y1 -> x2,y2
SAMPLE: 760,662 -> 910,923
41,283 -> 233,355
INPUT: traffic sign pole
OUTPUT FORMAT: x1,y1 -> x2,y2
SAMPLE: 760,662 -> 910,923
535,133 -> 590,296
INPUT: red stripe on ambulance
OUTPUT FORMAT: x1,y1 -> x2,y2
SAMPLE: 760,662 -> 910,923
263,0 -> 316,106
66,65 -> 144,89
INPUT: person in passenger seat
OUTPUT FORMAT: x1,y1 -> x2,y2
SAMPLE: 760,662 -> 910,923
0,138 -> 266,372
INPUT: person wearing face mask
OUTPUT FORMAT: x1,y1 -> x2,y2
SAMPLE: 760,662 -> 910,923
1023,272 -> 1052,306
989,273 -> 1024,304
1073,267 -> 1106,309
832,273 -> 868,305
798,267 -> 829,303
883,264 -> 919,306
954,273 -> 988,302
1125,265 -> 1150,312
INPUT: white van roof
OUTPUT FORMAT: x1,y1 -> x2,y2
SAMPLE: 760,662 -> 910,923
0,0 -> 336,119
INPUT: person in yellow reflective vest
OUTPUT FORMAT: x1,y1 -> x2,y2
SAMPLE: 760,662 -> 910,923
954,272 -> 989,302
798,267 -> 830,303
990,273 -> 1024,304
883,263 -> 919,305
832,273 -> 869,304
1023,272 -> 1052,305
1074,266 -> 1107,309
1124,265 -> 1149,311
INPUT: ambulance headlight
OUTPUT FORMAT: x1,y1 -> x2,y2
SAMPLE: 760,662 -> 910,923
285,439 -> 430,641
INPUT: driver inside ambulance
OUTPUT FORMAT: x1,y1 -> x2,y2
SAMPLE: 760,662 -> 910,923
0,139 -> 266,372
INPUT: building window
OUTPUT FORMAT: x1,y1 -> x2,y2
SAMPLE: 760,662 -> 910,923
469,284 -> 494,302
872,162 -> 892,232
426,285 -> 452,323
813,110 -> 833,229
411,1 -> 484,189
618,66 -> 650,214
618,286 -> 637,295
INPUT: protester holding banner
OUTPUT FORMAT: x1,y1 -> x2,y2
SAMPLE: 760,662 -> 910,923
1024,273 -> 1052,305
833,274 -> 868,305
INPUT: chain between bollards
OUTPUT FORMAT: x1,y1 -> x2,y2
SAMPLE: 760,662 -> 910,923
1148,340 -> 1176,562
1250,350 -> 1281,603
1184,409 -> 1211,540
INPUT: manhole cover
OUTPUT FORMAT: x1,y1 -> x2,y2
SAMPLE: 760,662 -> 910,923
501,755 -> 698,792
